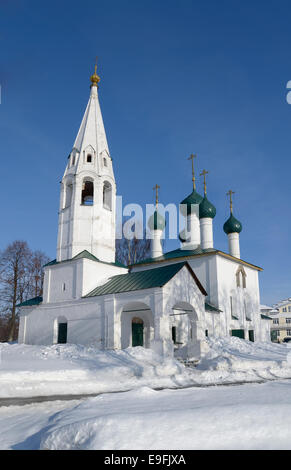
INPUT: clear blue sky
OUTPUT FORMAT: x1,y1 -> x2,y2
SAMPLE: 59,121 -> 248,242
1,0 -> 291,305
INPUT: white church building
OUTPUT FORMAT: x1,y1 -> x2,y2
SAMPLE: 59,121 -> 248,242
18,65 -> 271,360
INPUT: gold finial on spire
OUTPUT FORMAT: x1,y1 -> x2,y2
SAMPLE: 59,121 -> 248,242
90,56 -> 100,88
188,153 -> 197,190
226,190 -> 235,214
153,184 -> 160,208
200,169 -> 209,196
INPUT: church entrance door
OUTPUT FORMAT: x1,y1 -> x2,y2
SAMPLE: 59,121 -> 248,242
132,318 -> 144,347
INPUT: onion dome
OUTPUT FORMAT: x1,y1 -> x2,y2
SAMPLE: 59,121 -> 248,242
199,196 -> 216,219
178,229 -> 189,243
223,214 -> 242,234
148,210 -> 166,231
180,190 -> 203,216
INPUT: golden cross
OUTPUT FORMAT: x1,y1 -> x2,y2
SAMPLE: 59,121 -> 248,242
200,169 -> 209,195
188,153 -> 197,190
153,184 -> 160,207
226,190 -> 235,213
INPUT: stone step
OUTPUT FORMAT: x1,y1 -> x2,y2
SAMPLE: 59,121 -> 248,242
177,358 -> 199,368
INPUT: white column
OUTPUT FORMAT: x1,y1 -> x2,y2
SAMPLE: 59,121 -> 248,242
104,297 -> 120,349
151,292 -> 174,357
228,233 -> 240,259
200,218 -> 213,249
184,210 -> 201,249
151,229 -> 163,258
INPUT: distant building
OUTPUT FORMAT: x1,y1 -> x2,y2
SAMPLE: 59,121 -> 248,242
264,299 -> 291,343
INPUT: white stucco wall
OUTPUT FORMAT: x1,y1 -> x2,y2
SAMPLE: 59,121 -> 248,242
130,252 -> 265,342
42,257 -> 127,304
19,264 -> 208,360
19,297 -> 104,346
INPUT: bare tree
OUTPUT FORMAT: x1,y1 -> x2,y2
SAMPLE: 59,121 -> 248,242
0,242 -> 50,342
0,241 -> 32,341
28,250 -> 50,298
116,229 -> 151,266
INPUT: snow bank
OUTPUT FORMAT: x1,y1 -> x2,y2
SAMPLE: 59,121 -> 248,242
0,343 -> 192,398
1,337 -> 291,398
39,381 -> 291,450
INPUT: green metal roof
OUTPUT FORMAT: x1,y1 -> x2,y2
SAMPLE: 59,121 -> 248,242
130,246 -> 262,271
44,250 -> 127,269
205,302 -> 222,313
85,261 -> 207,298
261,314 -> 272,320
132,247 -> 216,266
17,296 -> 43,307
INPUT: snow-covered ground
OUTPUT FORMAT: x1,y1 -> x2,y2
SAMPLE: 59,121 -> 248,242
1,338 -> 291,450
0,337 -> 291,398
1,380 -> 291,449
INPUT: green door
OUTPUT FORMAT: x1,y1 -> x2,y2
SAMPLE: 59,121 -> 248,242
132,322 -> 144,347
271,330 -> 278,342
58,323 -> 67,344
231,329 -> 245,339
248,330 -> 254,342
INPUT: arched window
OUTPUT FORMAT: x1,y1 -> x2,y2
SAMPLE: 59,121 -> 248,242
103,157 -> 107,167
87,154 -> 92,163
236,266 -> 246,288
81,179 -> 94,205
103,181 -> 112,210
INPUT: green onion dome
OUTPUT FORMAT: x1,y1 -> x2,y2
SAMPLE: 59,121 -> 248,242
199,196 -> 216,219
180,190 -> 203,216
178,229 -> 189,243
148,210 -> 166,231
223,214 -> 242,234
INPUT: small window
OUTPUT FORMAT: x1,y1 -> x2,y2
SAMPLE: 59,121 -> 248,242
103,158 -> 107,167
286,318 -> 291,324
205,330 -> 208,337
236,266 -> 246,288
273,318 -> 279,324
288,306 -> 291,312
87,154 -> 92,163
62,283 -> 66,292
283,307 -> 287,313
172,326 -> 177,344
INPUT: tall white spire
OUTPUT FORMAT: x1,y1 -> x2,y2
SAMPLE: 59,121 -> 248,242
73,79 -> 109,160
56,64 -> 116,263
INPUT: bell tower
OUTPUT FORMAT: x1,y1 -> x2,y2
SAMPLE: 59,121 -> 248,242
56,63 -> 116,263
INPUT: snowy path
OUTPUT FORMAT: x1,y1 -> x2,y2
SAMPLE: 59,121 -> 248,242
1,339 -> 291,399
2,375 -> 291,408
1,379 -> 291,450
